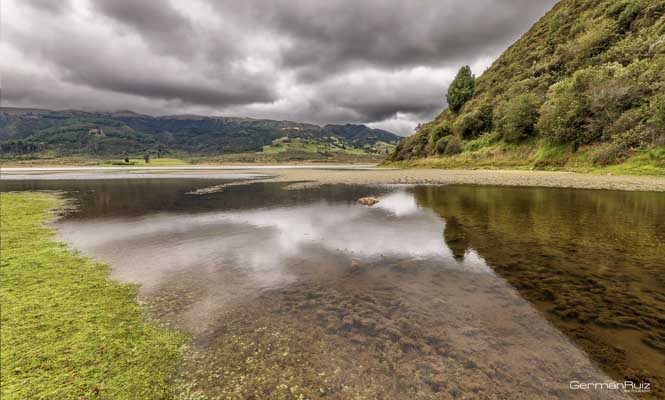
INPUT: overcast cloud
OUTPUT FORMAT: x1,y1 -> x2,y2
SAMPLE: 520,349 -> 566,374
1,0 -> 556,135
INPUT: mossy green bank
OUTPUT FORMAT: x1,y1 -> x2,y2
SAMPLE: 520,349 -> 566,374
0,192 -> 183,399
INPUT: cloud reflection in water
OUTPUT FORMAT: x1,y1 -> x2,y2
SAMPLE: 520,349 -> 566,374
57,190 -> 493,293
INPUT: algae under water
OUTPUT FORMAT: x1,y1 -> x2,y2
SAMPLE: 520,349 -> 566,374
2,178 -> 662,399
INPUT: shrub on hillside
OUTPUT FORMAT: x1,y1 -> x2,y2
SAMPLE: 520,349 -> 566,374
447,66 -> 475,113
581,20 -> 618,58
453,103 -> 493,139
464,132 -> 501,152
562,20 -> 617,70
538,63 -> 644,146
429,123 -> 452,143
592,142 -> 626,166
608,107 -> 648,141
651,95 -> 665,131
478,102 -> 494,133
435,135 -> 451,154
444,136 -> 464,155
537,80 -> 589,145
606,1 -> 630,18
498,94 -> 541,142
425,123 -> 452,154
645,95 -> 665,146
454,112 -> 482,139
390,141 -> 407,161
409,133 -> 430,158
617,3 -> 641,31
589,80 -> 642,139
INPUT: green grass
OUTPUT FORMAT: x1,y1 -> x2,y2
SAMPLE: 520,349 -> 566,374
0,193 -> 184,400
533,142 -> 571,168
593,148 -> 665,176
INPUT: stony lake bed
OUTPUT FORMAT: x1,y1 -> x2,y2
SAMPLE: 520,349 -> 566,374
1,166 -> 664,399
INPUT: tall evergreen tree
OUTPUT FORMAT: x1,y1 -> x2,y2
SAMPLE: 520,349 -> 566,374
446,66 -> 475,113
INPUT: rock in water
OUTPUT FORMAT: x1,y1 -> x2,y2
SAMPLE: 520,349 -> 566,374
357,197 -> 379,207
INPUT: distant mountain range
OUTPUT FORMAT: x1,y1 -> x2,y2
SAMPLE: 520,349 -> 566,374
0,107 -> 401,158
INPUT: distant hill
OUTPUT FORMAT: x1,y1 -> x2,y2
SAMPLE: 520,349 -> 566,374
0,108 -> 400,160
389,0 -> 665,173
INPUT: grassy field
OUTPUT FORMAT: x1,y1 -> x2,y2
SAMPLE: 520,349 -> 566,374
0,193 -> 183,400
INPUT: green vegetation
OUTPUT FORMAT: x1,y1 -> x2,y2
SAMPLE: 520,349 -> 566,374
392,139 -> 665,175
600,145 -> 665,174
0,109 -> 400,163
442,136 -> 464,155
446,66 -> 476,113
498,94 -> 540,142
389,0 -> 665,174
256,136 -> 393,160
0,193 -> 183,399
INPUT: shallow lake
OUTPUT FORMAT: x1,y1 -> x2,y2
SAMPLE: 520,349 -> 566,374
2,178 -> 663,399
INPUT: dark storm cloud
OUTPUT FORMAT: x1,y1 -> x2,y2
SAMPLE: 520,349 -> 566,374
3,67 -> 271,110
23,0 -> 70,15
4,17 -> 275,107
89,0 -> 196,59
2,0 -> 557,135
210,0 -> 556,80
315,70 -> 447,121
70,69 -> 275,107
91,0 -> 189,35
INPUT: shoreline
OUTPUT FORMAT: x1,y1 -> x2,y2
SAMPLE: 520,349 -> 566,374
3,166 -> 664,192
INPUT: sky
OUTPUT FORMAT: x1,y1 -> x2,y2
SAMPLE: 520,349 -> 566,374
1,0 -> 557,135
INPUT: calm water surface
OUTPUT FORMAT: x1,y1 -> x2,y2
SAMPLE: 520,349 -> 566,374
2,178 -> 663,399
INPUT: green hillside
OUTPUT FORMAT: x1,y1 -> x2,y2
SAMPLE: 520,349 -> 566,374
388,0 -> 665,174
0,108 -> 399,163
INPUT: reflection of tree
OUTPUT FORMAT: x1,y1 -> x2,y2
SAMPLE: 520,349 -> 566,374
442,216 -> 468,260
414,185 -> 665,395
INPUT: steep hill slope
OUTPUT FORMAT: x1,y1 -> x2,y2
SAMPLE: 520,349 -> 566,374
0,108 -> 400,160
389,0 -> 665,174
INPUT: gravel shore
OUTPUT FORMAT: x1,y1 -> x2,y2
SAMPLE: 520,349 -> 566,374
245,168 -> 665,192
